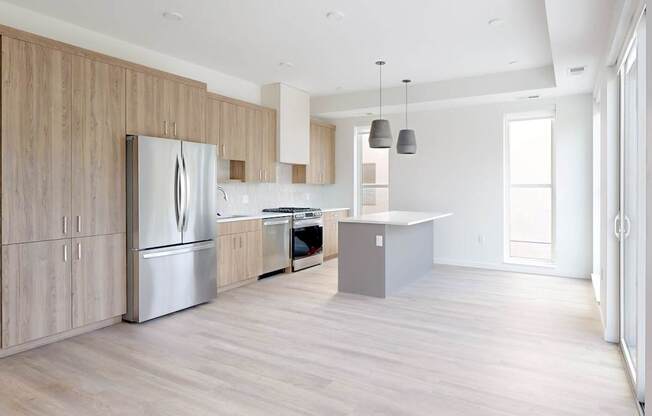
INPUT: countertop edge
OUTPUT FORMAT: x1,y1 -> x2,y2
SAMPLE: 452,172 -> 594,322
340,212 -> 453,226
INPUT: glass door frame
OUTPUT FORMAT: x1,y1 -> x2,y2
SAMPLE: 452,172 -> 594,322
617,14 -> 646,403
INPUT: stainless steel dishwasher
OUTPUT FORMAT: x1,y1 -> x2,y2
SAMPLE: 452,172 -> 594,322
262,216 -> 291,274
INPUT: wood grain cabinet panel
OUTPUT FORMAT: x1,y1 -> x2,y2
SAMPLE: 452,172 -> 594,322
219,101 -> 247,161
205,96 -> 221,159
1,37 -> 72,244
322,126 -> 336,184
292,121 -> 335,185
2,240 -> 72,348
125,69 -> 167,137
217,234 -> 236,287
245,230 -> 263,278
323,210 -> 348,259
262,109 -> 277,183
245,107 -> 264,182
72,234 -> 126,328
172,82 -> 205,142
72,56 -> 126,237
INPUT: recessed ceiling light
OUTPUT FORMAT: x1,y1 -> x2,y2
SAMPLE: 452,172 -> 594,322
163,11 -> 183,21
488,18 -> 504,27
278,61 -> 295,69
326,11 -> 345,22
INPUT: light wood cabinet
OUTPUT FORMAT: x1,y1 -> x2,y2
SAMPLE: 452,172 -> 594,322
323,210 -> 349,259
2,239 -> 73,348
217,220 -> 262,290
292,120 -> 336,185
262,109 -> 277,182
245,107 -> 264,181
1,37 -> 72,245
219,100 -> 247,161
71,234 -> 126,328
126,69 -> 205,142
72,56 -> 126,237
205,95 -> 221,159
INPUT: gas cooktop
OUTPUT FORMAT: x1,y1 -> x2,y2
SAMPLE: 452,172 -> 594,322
262,207 -> 321,213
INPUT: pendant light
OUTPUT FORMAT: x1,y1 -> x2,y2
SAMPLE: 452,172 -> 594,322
368,60 -> 393,148
397,79 -> 417,154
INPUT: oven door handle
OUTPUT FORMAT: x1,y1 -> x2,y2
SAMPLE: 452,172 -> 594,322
293,222 -> 323,230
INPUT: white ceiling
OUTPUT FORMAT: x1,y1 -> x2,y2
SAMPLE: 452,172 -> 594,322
4,0 -> 553,96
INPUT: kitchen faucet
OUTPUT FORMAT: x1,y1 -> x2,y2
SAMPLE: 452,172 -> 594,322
217,185 -> 229,202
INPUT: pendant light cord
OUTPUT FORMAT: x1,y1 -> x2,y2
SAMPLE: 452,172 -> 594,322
379,63 -> 383,120
405,81 -> 408,128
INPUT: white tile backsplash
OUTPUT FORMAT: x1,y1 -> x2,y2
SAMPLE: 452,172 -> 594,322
216,161 -> 339,215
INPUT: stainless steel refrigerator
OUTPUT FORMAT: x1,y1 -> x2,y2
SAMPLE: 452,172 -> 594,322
125,135 -> 217,323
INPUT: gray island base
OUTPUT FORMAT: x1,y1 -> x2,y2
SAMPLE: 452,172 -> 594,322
338,211 -> 452,298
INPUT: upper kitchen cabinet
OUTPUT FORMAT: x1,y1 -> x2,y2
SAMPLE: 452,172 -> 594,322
262,109 -> 277,182
292,120 -> 336,185
72,56 -> 126,237
261,83 -> 310,165
219,100 -> 247,161
126,69 -> 206,142
1,37 -> 73,245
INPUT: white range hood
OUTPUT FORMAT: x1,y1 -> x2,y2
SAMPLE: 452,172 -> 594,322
261,83 -> 310,165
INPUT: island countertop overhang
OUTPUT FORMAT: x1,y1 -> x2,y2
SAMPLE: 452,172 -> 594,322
340,210 -> 453,226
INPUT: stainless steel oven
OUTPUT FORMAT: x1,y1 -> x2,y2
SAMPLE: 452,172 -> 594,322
292,216 -> 323,271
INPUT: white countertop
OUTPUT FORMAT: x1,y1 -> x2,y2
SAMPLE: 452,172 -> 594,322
216,212 -> 291,223
340,210 -> 452,226
321,208 -> 350,213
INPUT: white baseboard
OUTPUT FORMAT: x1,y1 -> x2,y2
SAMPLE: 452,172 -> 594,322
432,258 -> 589,280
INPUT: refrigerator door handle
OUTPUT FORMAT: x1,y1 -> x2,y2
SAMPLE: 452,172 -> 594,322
181,153 -> 190,231
175,155 -> 183,232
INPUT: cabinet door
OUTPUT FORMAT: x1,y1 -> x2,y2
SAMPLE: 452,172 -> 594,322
72,234 -> 126,328
262,109 -> 277,183
126,69 -> 167,137
306,122 -> 323,184
2,240 -> 72,348
205,97 -> 221,160
322,126 -> 335,184
219,101 -> 247,161
72,57 -> 126,237
1,37 -> 72,244
173,83 -> 205,142
245,230 -> 262,278
245,108 -> 263,182
218,234 -> 236,287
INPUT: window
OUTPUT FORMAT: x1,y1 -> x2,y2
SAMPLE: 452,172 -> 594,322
356,127 -> 389,215
504,115 -> 554,264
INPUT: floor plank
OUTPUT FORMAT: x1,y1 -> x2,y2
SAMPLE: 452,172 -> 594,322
0,260 -> 637,415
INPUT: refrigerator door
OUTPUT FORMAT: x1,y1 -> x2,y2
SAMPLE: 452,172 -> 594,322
181,141 -> 217,243
125,241 -> 217,323
128,136 -> 183,250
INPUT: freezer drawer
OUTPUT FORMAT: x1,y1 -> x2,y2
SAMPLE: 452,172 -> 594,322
125,241 -> 217,323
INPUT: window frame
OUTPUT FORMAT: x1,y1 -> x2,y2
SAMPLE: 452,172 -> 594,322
503,111 -> 556,267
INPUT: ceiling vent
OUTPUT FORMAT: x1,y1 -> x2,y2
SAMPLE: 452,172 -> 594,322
568,66 -> 586,76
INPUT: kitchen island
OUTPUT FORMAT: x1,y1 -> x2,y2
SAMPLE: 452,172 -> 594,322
338,211 -> 452,298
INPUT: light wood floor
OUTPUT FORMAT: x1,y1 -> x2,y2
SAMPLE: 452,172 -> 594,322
0,260 -> 637,415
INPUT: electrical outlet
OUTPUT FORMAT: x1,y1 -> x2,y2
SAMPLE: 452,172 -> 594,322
241,195 -> 249,204
478,234 -> 485,245
375,235 -> 383,247
305,193 -> 311,201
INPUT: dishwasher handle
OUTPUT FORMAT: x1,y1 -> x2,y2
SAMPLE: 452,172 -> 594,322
264,219 -> 290,226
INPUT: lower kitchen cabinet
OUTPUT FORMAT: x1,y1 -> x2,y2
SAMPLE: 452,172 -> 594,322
72,234 -> 126,328
323,210 -> 349,259
1,239 -> 73,348
217,220 -> 262,290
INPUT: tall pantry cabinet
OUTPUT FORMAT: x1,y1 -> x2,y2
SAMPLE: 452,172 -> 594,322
0,36 -> 127,349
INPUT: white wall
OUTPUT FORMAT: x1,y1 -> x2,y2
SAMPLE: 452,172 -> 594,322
0,1 -> 260,102
332,94 -> 593,279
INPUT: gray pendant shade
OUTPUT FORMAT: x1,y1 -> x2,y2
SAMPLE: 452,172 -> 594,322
397,128 -> 417,154
369,60 -> 393,148
369,119 -> 393,148
397,79 -> 417,154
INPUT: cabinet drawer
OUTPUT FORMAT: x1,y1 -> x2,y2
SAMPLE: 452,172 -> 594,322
217,219 -> 262,236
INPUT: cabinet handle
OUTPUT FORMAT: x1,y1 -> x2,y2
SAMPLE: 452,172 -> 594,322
240,235 -> 243,248
63,216 -> 68,235
232,236 -> 235,249
164,120 -> 169,136
222,144 -> 226,155
63,244 -> 68,262
76,216 -> 81,233
173,122 -> 177,137
77,243 -> 82,260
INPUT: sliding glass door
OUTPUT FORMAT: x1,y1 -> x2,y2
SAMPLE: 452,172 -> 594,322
618,17 -> 645,403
